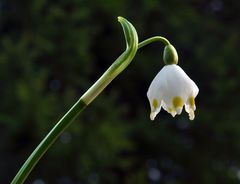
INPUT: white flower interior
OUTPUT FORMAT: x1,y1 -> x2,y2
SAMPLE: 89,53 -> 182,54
147,64 -> 199,120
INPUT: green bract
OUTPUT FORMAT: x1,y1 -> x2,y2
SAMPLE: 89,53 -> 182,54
81,16 -> 139,105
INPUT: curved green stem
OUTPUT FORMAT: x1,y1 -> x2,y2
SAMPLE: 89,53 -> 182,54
11,16 -> 138,184
11,17 -> 171,184
138,36 -> 170,49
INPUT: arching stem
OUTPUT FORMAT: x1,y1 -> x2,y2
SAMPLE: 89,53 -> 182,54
138,36 -> 170,49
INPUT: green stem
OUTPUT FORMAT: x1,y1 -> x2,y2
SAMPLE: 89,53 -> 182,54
11,99 -> 86,184
11,16 -> 138,184
138,36 -> 170,49
11,17 -> 171,184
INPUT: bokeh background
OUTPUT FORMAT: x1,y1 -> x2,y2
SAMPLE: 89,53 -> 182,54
1,0 -> 240,183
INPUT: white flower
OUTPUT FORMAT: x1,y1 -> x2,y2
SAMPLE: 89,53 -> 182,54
147,64 -> 199,121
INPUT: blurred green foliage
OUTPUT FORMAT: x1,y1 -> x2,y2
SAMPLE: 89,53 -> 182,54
1,0 -> 240,183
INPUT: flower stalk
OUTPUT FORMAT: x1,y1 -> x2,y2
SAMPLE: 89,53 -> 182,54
11,17 -> 196,184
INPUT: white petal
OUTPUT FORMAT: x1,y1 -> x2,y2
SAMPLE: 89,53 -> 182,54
185,104 -> 196,120
176,107 -> 183,114
164,65 -> 197,100
189,109 -> 195,120
150,109 -> 160,121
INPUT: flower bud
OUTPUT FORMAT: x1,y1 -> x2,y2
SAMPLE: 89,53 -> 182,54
163,44 -> 178,65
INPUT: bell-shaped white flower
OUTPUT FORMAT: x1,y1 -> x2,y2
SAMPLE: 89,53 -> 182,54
147,64 -> 199,121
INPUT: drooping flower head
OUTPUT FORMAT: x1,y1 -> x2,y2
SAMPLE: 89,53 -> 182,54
147,44 -> 199,120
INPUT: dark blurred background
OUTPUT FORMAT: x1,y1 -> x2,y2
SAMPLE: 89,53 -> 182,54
1,0 -> 240,183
